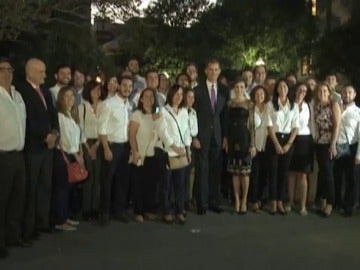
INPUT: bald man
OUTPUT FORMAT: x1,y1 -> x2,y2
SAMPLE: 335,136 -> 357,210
18,58 -> 59,242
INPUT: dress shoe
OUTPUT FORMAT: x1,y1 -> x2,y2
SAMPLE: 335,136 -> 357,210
7,239 -> 33,248
0,248 -> 9,259
54,223 -> 77,232
163,214 -> 174,224
209,206 -> 223,214
197,208 -> 207,215
176,214 -> 186,225
66,219 -> 80,226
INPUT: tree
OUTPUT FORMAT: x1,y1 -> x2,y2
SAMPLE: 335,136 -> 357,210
145,0 -> 214,27
0,0 -> 140,41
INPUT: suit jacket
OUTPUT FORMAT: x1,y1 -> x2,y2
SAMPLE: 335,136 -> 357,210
194,81 -> 228,149
18,81 -> 59,153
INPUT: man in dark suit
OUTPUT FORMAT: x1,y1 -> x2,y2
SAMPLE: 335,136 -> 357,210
18,58 -> 59,242
193,59 -> 228,214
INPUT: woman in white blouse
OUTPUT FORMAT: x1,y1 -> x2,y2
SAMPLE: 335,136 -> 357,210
288,83 -> 313,216
129,88 -> 160,223
157,84 -> 191,224
249,85 -> 270,213
53,86 -> 84,231
78,80 -> 103,220
266,79 -> 299,215
183,87 -> 198,212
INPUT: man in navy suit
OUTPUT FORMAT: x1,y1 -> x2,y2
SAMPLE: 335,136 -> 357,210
193,59 -> 228,214
18,58 -> 59,241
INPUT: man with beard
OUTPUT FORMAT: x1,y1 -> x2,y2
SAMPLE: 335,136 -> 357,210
127,58 -> 146,101
334,85 -> 360,216
97,76 -> 133,224
49,64 -> 71,105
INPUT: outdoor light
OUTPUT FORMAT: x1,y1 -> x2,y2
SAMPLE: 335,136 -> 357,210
96,76 -> 102,83
255,58 -> 265,66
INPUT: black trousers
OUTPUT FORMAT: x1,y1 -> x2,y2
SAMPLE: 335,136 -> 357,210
82,139 -> 101,213
184,147 -> 195,203
100,143 -> 129,219
315,143 -> 335,205
23,149 -> 53,239
132,156 -> 158,215
0,151 -> 26,248
267,134 -> 294,201
250,151 -> 268,203
51,150 -> 73,225
194,138 -> 223,209
334,143 -> 360,210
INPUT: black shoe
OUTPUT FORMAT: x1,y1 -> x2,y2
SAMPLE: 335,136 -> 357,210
0,248 -> 9,259
209,206 -> 223,214
197,208 -> 207,215
7,239 -> 33,248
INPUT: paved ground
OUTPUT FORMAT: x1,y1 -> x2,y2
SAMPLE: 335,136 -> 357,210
1,208 -> 360,270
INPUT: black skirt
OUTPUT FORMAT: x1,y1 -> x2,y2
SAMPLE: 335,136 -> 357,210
289,135 -> 314,173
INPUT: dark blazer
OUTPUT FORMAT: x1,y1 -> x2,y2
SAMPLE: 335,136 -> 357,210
194,81 -> 228,149
18,81 -> 59,153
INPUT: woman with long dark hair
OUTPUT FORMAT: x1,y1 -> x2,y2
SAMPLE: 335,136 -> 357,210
266,79 -> 299,215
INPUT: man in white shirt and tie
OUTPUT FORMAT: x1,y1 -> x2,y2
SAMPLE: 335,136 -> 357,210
334,85 -> 360,216
98,75 -> 133,224
0,58 -> 27,258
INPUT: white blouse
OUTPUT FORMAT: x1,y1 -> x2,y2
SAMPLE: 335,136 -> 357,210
0,86 -> 26,151
156,105 -> 191,157
78,101 -> 101,141
188,108 -> 198,138
297,102 -> 311,135
254,105 -> 268,152
97,95 -> 129,143
58,113 -> 81,154
131,110 -> 158,158
266,99 -> 300,134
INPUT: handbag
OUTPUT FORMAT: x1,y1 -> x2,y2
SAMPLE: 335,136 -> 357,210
59,145 -> 88,183
334,120 -> 351,160
335,143 -> 351,159
165,107 -> 190,170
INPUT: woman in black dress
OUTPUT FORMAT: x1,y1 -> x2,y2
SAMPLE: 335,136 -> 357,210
227,79 -> 256,214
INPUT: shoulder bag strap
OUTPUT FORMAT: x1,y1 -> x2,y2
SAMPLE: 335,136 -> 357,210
165,107 -> 185,145
59,144 -> 70,165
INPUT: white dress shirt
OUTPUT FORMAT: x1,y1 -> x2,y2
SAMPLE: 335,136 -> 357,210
58,113 -> 81,154
156,105 -> 191,157
266,99 -> 300,133
50,84 -> 62,105
97,94 -> 129,143
188,108 -> 198,137
337,103 -> 360,159
78,101 -> 101,141
297,102 -> 311,135
131,110 -> 158,157
254,105 -> 268,152
0,86 -> 26,151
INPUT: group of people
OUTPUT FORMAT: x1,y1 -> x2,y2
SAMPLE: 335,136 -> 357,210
1,55 -> 359,260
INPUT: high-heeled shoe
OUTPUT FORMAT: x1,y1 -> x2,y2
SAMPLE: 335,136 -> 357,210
176,214 -> 186,225
163,215 -> 174,224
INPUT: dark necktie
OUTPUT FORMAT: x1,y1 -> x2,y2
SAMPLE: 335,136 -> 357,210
210,84 -> 216,110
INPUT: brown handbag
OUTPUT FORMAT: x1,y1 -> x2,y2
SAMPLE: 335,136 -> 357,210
60,146 -> 88,183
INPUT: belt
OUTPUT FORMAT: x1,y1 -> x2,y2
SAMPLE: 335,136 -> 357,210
276,133 -> 290,139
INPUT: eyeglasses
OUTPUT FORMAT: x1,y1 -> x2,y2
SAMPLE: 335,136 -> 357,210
0,67 -> 15,73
